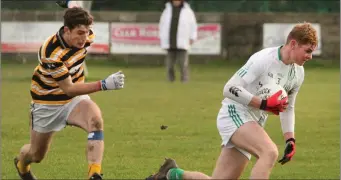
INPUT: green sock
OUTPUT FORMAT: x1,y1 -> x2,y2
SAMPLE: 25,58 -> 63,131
167,168 -> 184,180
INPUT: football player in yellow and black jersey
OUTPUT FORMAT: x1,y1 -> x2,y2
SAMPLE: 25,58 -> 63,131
14,6 -> 124,180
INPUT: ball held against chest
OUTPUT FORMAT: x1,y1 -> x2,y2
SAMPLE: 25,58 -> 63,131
256,83 -> 288,102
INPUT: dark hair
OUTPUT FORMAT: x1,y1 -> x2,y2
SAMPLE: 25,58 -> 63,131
63,7 -> 93,30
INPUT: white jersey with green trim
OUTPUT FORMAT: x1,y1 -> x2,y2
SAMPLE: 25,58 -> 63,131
222,46 -> 305,126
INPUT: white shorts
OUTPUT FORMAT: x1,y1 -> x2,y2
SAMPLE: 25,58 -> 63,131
216,102 -> 263,160
30,95 -> 91,133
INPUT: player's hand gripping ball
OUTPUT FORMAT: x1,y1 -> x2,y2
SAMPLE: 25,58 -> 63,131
256,83 -> 288,115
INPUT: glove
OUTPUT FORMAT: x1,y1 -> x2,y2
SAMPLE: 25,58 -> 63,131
100,71 -> 125,90
260,90 -> 288,115
56,0 -> 69,8
278,138 -> 296,165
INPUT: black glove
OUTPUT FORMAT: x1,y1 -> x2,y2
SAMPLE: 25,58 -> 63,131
56,0 -> 69,8
278,138 -> 296,165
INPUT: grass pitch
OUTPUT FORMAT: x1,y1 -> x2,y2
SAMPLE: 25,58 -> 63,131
1,60 -> 339,179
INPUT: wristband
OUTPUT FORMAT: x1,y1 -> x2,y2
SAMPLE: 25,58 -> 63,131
286,138 -> 296,143
260,99 -> 267,110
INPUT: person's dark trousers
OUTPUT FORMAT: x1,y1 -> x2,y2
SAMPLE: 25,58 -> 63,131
165,49 -> 189,82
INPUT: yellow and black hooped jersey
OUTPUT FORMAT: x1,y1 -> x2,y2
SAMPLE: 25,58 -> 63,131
30,26 -> 95,105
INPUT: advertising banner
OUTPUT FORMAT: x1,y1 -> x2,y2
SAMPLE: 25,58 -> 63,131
1,21 -> 110,54
110,23 -> 221,55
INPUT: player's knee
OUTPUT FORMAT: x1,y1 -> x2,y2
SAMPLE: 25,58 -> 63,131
260,144 -> 278,164
266,147 -> 279,161
89,114 -> 103,132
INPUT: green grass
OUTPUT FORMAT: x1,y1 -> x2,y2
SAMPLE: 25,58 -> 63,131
1,60 -> 340,179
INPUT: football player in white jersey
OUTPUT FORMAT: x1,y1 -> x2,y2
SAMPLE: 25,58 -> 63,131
145,22 -> 318,180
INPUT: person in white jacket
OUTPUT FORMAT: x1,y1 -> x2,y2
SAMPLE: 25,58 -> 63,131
159,0 -> 197,82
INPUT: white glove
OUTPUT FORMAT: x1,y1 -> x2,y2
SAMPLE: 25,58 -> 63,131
100,71 -> 125,90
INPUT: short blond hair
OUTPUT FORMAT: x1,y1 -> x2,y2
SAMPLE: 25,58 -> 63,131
286,22 -> 318,46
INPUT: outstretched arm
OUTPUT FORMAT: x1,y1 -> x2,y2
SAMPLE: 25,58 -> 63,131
39,56 -> 124,97
57,71 -> 124,97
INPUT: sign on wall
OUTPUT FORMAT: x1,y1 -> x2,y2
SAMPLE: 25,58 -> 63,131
263,23 -> 322,55
110,23 -> 221,55
1,22 -> 110,54
1,21 -> 221,55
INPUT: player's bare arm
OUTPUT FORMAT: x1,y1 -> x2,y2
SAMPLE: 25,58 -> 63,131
58,71 -> 125,97
58,76 -> 101,96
